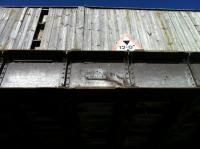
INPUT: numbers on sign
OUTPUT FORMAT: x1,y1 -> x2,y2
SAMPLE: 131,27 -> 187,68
119,46 -> 126,49
128,45 -> 133,49
119,45 -> 135,50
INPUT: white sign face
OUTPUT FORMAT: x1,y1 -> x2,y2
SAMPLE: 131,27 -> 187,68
112,34 -> 143,51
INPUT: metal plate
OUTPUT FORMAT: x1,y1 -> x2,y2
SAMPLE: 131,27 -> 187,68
130,63 -> 195,88
190,64 -> 200,86
68,63 -> 129,88
1,63 -> 66,88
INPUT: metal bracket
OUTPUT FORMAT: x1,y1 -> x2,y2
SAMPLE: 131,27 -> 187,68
65,62 -> 72,87
126,51 -> 135,86
128,64 -> 135,87
186,53 -> 198,87
60,63 -> 68,87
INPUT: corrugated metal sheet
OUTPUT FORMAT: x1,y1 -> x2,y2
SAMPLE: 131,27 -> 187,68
0,7 -> 200,51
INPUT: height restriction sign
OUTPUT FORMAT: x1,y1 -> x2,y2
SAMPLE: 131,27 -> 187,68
112,34 -> 143,51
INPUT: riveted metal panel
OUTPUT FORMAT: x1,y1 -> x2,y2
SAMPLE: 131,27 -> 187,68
69,63 -> 130,88
1,62 -> 66,88
67,51 -> 130,88
130,63 -> 195,88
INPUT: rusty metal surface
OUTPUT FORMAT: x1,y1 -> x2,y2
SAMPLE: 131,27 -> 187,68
130,63 -> 195,87
68,63 -> 130,88
1,62 -> 66,88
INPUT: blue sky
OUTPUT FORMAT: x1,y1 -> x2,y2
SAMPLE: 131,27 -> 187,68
0,0 -> 200,9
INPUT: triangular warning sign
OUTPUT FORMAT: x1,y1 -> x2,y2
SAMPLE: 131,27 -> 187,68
112,34 -> 143,51
123,40 -> 130,45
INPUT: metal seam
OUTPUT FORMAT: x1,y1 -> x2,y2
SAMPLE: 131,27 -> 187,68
0,63 -> 8,86
65,62 -> 72,87
186,54 -> 198,87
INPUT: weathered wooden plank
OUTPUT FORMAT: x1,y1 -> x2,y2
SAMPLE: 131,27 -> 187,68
154,11 -> 176,51
91,9 -> 101,50
67,9 -> 77,50
0,9 -> 20,49
21,8 -> 41,49
0,8 -> 6,20
149,11 -> 170,51
1,8 -> 199,52
12,8 -> 32,49
181,12 -> 200,51
174,12 -> 199,52
39,9 -> 54,49
115,9 -> 123,39
115,10 -> 130,38
5,8 -> 27,49
129,10 -> 142,47
107,9 -> 119,51
188,12 -> 200,33
57,9 -> 70,50
113,9 -> 131,51
75,6 -> 84,50
103,9 -> 110,50
48,9 -> 63,50
122,10 -> 131,34
168,12 -> 191,52
143,10 -> 169,51
12,8 -> 34,49
135,10 -> 152,50
83,8 -> 92,50
160,11 -> 184,51
0,8 -> 11,38
65,9 -> 74,50
98,9 -> 106,50
143,10 -> 160,51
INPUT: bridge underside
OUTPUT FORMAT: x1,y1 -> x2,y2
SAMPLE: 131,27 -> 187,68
0,51 -> 200,148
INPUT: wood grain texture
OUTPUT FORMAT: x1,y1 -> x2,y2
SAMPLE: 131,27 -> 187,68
0,7 -> 200,52
0,8 -> 41,50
